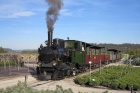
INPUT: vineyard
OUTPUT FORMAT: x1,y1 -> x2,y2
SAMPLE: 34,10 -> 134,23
0,53 -> 38,77
75,65 -> 140,91
0,53 -> 38,66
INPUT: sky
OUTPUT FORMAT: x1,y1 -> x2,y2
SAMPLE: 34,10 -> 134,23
0,0 -> 140,50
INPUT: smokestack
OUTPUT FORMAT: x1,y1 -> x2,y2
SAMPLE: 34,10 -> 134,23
48,30 -> 53,47
46,0 -> 63,47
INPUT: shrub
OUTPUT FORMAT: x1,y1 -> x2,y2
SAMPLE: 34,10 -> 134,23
75,66 -> 140,91
110,73 -> 119,80
133,84 -> 140,91
136,60 -> 140,66
101,80 -> 111,87
89,78 -> 101,87
75,76 -> 88,86
98,76 -> 105,84
127,83 -> 133,90
119,82 -> 127,90
102,90 -> 108,93
110,80 -> 119,89
0,81 -> 75,93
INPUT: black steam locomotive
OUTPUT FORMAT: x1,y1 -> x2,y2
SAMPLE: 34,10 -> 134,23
37,31 -> 77,80
36,31 -> 122,80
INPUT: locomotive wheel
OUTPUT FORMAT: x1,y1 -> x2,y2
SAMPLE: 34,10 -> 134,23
43,71 -> 47,80
38,71 -> 47,80
60,71 -> 65,79
37,72 -> 45,80
67,70 -> 71,76
38,71 -> 51,80
52,71 -> 59,80
84,67 -> 88,72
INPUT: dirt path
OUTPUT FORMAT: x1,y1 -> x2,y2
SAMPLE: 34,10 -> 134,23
31,77 -> 130,93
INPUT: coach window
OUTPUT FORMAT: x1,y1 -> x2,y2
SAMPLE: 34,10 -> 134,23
74,42 -> 78,50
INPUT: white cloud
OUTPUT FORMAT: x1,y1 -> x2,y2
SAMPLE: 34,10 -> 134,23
0,10 -> 35,18
63,0 -> 85,7
60,8 -> 85,17
60,9 -> 73,16
9,11 -> 35,18
0,0 -> 44,18
82,0 -> 110,8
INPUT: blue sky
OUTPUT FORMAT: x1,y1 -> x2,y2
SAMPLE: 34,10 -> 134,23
0,0 -> 140,50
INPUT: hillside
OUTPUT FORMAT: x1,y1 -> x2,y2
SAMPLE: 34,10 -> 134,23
94,43 -> 140,53
1,43 -> 140,53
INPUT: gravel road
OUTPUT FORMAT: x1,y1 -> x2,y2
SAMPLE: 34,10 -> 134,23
0,75 -> 36,89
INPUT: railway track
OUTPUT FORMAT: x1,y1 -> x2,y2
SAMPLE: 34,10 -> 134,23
28,65 -> 103,88
27,61 -> 130,93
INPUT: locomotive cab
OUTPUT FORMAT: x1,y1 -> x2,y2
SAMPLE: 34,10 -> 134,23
64,40 -> 93,73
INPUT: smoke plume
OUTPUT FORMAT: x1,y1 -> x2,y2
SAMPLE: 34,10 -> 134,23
46,0 -> 63,32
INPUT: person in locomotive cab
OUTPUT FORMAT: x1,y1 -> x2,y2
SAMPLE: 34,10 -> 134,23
45,40 -> 48,45
38,44 -> 43,52
82,44 -> 85,51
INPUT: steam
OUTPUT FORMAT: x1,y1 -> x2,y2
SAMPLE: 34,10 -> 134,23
46,0 -> 63,32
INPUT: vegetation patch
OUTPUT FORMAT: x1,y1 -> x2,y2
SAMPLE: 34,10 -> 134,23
0,81 -> 74,93
75,65 -> 140,91
0,81 -> 110,93
0,61 -> 18,67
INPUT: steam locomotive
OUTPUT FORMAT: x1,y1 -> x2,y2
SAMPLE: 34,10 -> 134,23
36,31 -> 122,80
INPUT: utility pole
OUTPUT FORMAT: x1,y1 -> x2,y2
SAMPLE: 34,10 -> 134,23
89,61 -> 91,81
99,59 -> 101,75
89,48 -> 91,81
99,49 -> 101,75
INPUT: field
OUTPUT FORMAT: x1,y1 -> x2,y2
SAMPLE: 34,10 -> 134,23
75,65 -> 140,91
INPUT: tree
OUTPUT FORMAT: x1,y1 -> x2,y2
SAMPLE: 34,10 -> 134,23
0,47 -> 8,53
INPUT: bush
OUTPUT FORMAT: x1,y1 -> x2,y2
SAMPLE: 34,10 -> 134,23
127,83 -> 132,90
119,82 -> 127,90
110,80 -> 119,89
75,66 -> 140,91
89,78 -> 101,87
133,84 -> 140,91
0,89 -> 5,93
0,81 -> 74,93
110,73 -> 119,80
136,60 -> 140,66
75,76 -> 88,86
102,91 -> 108,93
101,80 -> 111,87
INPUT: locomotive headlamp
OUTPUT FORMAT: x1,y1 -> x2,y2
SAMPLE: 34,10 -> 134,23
73,71 -> 76,76
52,62 -> 57,66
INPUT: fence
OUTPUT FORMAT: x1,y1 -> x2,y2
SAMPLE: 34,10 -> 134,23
0,53 -> 38,77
